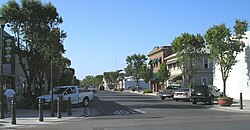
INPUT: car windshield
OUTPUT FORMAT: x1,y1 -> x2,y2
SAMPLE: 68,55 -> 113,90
179,88 -> 189,92
49,88 -> 67,94
167,86 -> 181,89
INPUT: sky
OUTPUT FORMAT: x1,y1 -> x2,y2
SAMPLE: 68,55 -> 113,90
1,0 -> 250,80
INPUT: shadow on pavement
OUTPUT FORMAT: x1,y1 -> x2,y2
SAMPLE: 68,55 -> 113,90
91,96 -> 141,116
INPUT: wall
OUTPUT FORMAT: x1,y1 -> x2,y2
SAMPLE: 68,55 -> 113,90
214,31 -> 250,100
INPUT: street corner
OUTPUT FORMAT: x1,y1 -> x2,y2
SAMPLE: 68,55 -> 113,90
210,103 -> 250,113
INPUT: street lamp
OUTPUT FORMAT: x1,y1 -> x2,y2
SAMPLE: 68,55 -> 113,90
0,14 -> 7,119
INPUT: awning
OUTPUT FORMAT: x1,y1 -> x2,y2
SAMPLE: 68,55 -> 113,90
169,74 -> 182,81
152,58 -> 160,64
148,60 -> 152,64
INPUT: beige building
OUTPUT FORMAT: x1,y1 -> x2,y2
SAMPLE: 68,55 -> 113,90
165,53 -> 213,88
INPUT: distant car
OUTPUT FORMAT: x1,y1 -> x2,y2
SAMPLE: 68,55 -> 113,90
87,86 -> 97,92
173,88 -> 191,101
191,84 -> 221,105
159,85 -> 182,100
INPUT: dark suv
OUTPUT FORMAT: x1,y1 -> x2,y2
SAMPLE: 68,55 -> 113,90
191,85 -> 214,104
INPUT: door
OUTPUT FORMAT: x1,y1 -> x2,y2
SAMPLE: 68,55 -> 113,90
64,87 -> 78,104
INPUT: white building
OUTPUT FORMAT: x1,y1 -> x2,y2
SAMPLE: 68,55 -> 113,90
121,76 -> 149,90
213,31 -> 250,100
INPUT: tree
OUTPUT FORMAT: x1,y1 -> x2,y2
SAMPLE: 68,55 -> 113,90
1,0 -> 68,104
157,63 -> 170,88
140,64 -> 153,88
125,54 -> 148,91
103,71 -> 119,89
205,20 -> 248,96
81,75 -> 103,87
124,64 -> 133,77
171,33 -> 205,87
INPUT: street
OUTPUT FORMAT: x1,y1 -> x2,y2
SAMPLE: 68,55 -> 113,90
23,91 -> 250,130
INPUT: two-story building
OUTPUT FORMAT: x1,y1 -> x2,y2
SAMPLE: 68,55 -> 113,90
148,46 -> 172,92
164,51 -> 213,88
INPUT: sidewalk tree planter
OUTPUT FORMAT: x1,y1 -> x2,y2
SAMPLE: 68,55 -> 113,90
217,97 -> 233,106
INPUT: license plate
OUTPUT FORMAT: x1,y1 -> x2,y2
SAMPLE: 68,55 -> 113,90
197,93 -> 201,95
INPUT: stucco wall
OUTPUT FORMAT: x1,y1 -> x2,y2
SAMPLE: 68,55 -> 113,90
214,31 -> 250,100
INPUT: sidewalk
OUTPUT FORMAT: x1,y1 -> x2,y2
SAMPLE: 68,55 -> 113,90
0,107 -> 93,129
210,99 -> 250,113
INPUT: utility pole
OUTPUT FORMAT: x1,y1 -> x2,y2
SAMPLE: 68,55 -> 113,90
50,60 -> 54,117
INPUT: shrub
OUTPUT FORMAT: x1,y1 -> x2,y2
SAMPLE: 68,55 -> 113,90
143,89 -> 153,94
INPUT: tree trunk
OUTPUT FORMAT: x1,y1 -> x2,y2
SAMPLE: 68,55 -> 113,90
223,79 -> 226,97
220,62 -> 226,97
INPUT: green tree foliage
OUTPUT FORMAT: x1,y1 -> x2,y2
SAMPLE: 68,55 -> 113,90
205,20 -> 248,96
103,71 -> 119,84
103,71 -> 119,89
81,75 -> 103,87
124,64 -> 133,77
125,54 -> 148,79
140,64 -> 152,84
0,0 -> 74,102
157,63 -> 170,85
171,33 -> 205,87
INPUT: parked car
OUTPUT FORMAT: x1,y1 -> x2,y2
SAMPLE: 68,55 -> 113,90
37,85 -> 94,107
191,84 -> 221,104
174,88 -> 191,101
87,86 -> 97,92
159,85 -> 182,100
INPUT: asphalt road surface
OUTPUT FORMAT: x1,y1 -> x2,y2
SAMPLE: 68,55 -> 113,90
22,90 -> 250,130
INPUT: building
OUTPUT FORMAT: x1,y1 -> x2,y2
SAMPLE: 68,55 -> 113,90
0,30 -> 16,91
148,46 -> 172,92
165,52 -> 213,88
213,31 -> 250,100
121,76 -> 149,90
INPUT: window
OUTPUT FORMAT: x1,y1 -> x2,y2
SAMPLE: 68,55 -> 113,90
66,88 -> 72,94
203,58 -> 209,69
71,87 -> 76,93
201,77 -> 207,85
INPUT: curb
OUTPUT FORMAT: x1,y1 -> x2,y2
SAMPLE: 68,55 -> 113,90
210,107 -> 250,113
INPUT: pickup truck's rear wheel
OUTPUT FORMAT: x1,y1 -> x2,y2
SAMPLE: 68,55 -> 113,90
83,97 -> 89,107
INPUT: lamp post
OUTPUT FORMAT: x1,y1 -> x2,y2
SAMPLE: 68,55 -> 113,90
0,15 -> 7,119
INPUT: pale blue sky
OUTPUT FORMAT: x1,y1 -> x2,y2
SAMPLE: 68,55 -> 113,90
1,0 -> 250,80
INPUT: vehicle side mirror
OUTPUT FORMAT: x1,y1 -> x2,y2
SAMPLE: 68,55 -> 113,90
216,89 -> 220,92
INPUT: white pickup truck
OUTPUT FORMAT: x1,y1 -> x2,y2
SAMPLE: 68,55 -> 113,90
37,85 -> 94,107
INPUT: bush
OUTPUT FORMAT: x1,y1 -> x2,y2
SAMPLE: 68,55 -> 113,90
143,89 -> 153,94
